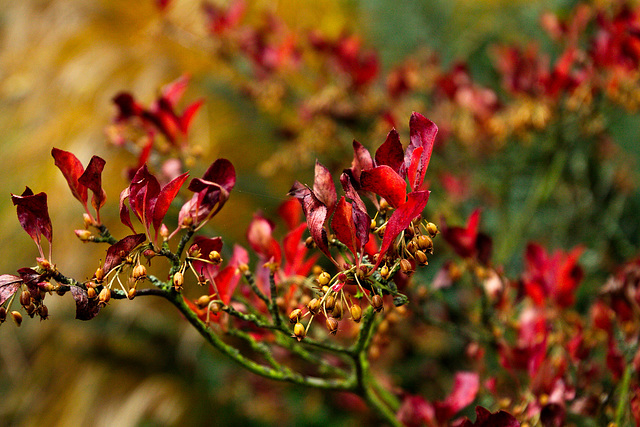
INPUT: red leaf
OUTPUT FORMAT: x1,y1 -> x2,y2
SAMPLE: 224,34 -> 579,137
374,129 -> 404,173
11,187 -> 53,250
289,182 -> 331,261
403,112 -> 437,191
278,198 -> 302,230
246,214 -> 282,263
457,406 -> 520,427
360,165 -> 407,208
340,171 -> 367,213
313,161 -> 337,211
78,155 -> 107,213
283,223 -> 307,268
201,158 -> 236,193
397,395 -> 435,427
152,172 -> 189,233
51,148 -> 88,206
436,372 -> 480,421
441,209 -> 481,259
350,140 -> 374,181
71,285 -> 101,320
103,233 -> 146,273
374,190 -> 429,270
119,188 -> 136,234
161,74 -> 189,108
129,165 -> 161,225
180,99 -> 204,134
332,197 -> 358,258
0,274 -> 22,306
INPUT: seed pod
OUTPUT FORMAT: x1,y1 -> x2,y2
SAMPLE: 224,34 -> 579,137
312,265 -> 323,276
132,264 -> 147,280
196,295 -> 211,309
350,304 -> 362,323
293,322 -> 306,341
400,259 -> 413,273
98,287 -> 111,306
87,287 -> 97,299
332,301 -> 343,320
209,250 -> 222,264
308,298 -> 321,315
426,222 -> 438,237
380,264 -> 389,278
417,235 -> 433,253
19,290 -> 31,307
289,308 -> 302,323
26,303 -> 37,317
127,288 -> 137,300
324,295 -> 335,312
326,317 -> 339,335
11,311 -> 22,326
0,306 -> 6,322
318,271 -> 331,285
407,239 -> 418,254
415,250 -> 428,265
372,295 -> 384,313
38,305 -> 49,320
209,302 -> 222,314
188,244 -> 201,258
173,271 -> 184,291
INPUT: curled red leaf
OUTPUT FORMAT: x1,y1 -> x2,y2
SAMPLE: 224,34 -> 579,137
374,129 -> 404,173
289,182 -> 331,261
70,286 -> 101,321
313,161 -> 337,212
103,233 -> 147,273
0,274 -> 22,306
11,187 -> 53,253
51,148 -> 88,206
360,165 -> 407,208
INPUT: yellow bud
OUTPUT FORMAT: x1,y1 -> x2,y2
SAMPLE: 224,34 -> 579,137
196,295 -> 211,309
350,304 -> 362,323
289,308 -> 302,323
209,250 -> 222,264
98,287 -> 111,306
417,235 -> 433,253
293,322 -> 306,341
11,311 -> 22,326
132,264 -> 147,280
83,213 -> 93,228
127,288 -> 137,300
324,295 -> 335,311
415,250 -> 428,266
318,271 -> 331,285
87,287 -> 97,299
426,222 -> 438,237
332,301 -> 343,320
75,229 -> 93,242
380,265 -> 389,278
308,298 -> 321,315
173,271 -> 184,291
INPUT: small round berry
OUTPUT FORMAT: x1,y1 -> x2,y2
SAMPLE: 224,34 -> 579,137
326,317 -> 339,335
293,322 -> 306,341
289,308 -> 302,324
196,295 -> 211,309
372,295 -> 384,313
308,298 -> 321,315
350,304 -> 362,323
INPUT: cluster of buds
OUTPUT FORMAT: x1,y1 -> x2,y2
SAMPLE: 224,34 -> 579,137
289,268 -> 374,341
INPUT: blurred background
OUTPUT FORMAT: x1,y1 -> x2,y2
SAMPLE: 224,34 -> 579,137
1,0 -> 639,425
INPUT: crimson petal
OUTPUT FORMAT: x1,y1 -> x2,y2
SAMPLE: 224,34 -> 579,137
152,172 -> 189,233
374,129 -> 404,173
11,187 -> 53,248
360,165 -> 407,208
374,190 -> 430,270
51,148 -> 88,206
289,182 -> 331,261
313,161 -> 337,212
78,155 -> 107,213
0,274 -> 22,306
103,233 -> 147,273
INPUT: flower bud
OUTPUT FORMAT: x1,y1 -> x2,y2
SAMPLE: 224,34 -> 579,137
305,236 -> 315,249
426,222 -> 438,237
75,229 -> 93,242
332,301 -> 343,320
196,295 -> 211,309
182,215 -> 194,228
312,265 -> 323,276
94,267 -> 104,282
370,219 -> 377,230
293,322 -> 306,341
209,250 -> 222,264
143,249 -> 156,260
20,290 -> 31,307
0,306 -> 6,322
380,265 -> 389,278
379,199 -> 390,212
318,271 -> 331,285
43,282 -> 55,293
324,295 -> 335,312
417,235 -> 433,253
372,295 -> 384,313
415,250 -> 428,266
350,304 -> 362,323
407,239 -> 418,254
87,287 -> 97,299
173,271 -> 184,291
127,288 -> 137,300
289,308 -> 302,323
132,264 -> 147,280
326,317 -> 339,335
98,287 -> 111,306
308,298 -> 321,315
83,213 -> 93,228
400,259 -> 413,273
209,302 -> 222,314
188,244 -> 201,258
159,224 -> 170,240
11,311 -> 22,326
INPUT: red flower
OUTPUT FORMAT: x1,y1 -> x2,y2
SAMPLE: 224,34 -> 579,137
51,148 -> 107,225
522,242 -> 584,308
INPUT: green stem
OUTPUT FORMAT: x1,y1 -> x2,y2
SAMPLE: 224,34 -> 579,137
614,363 -> 632,426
